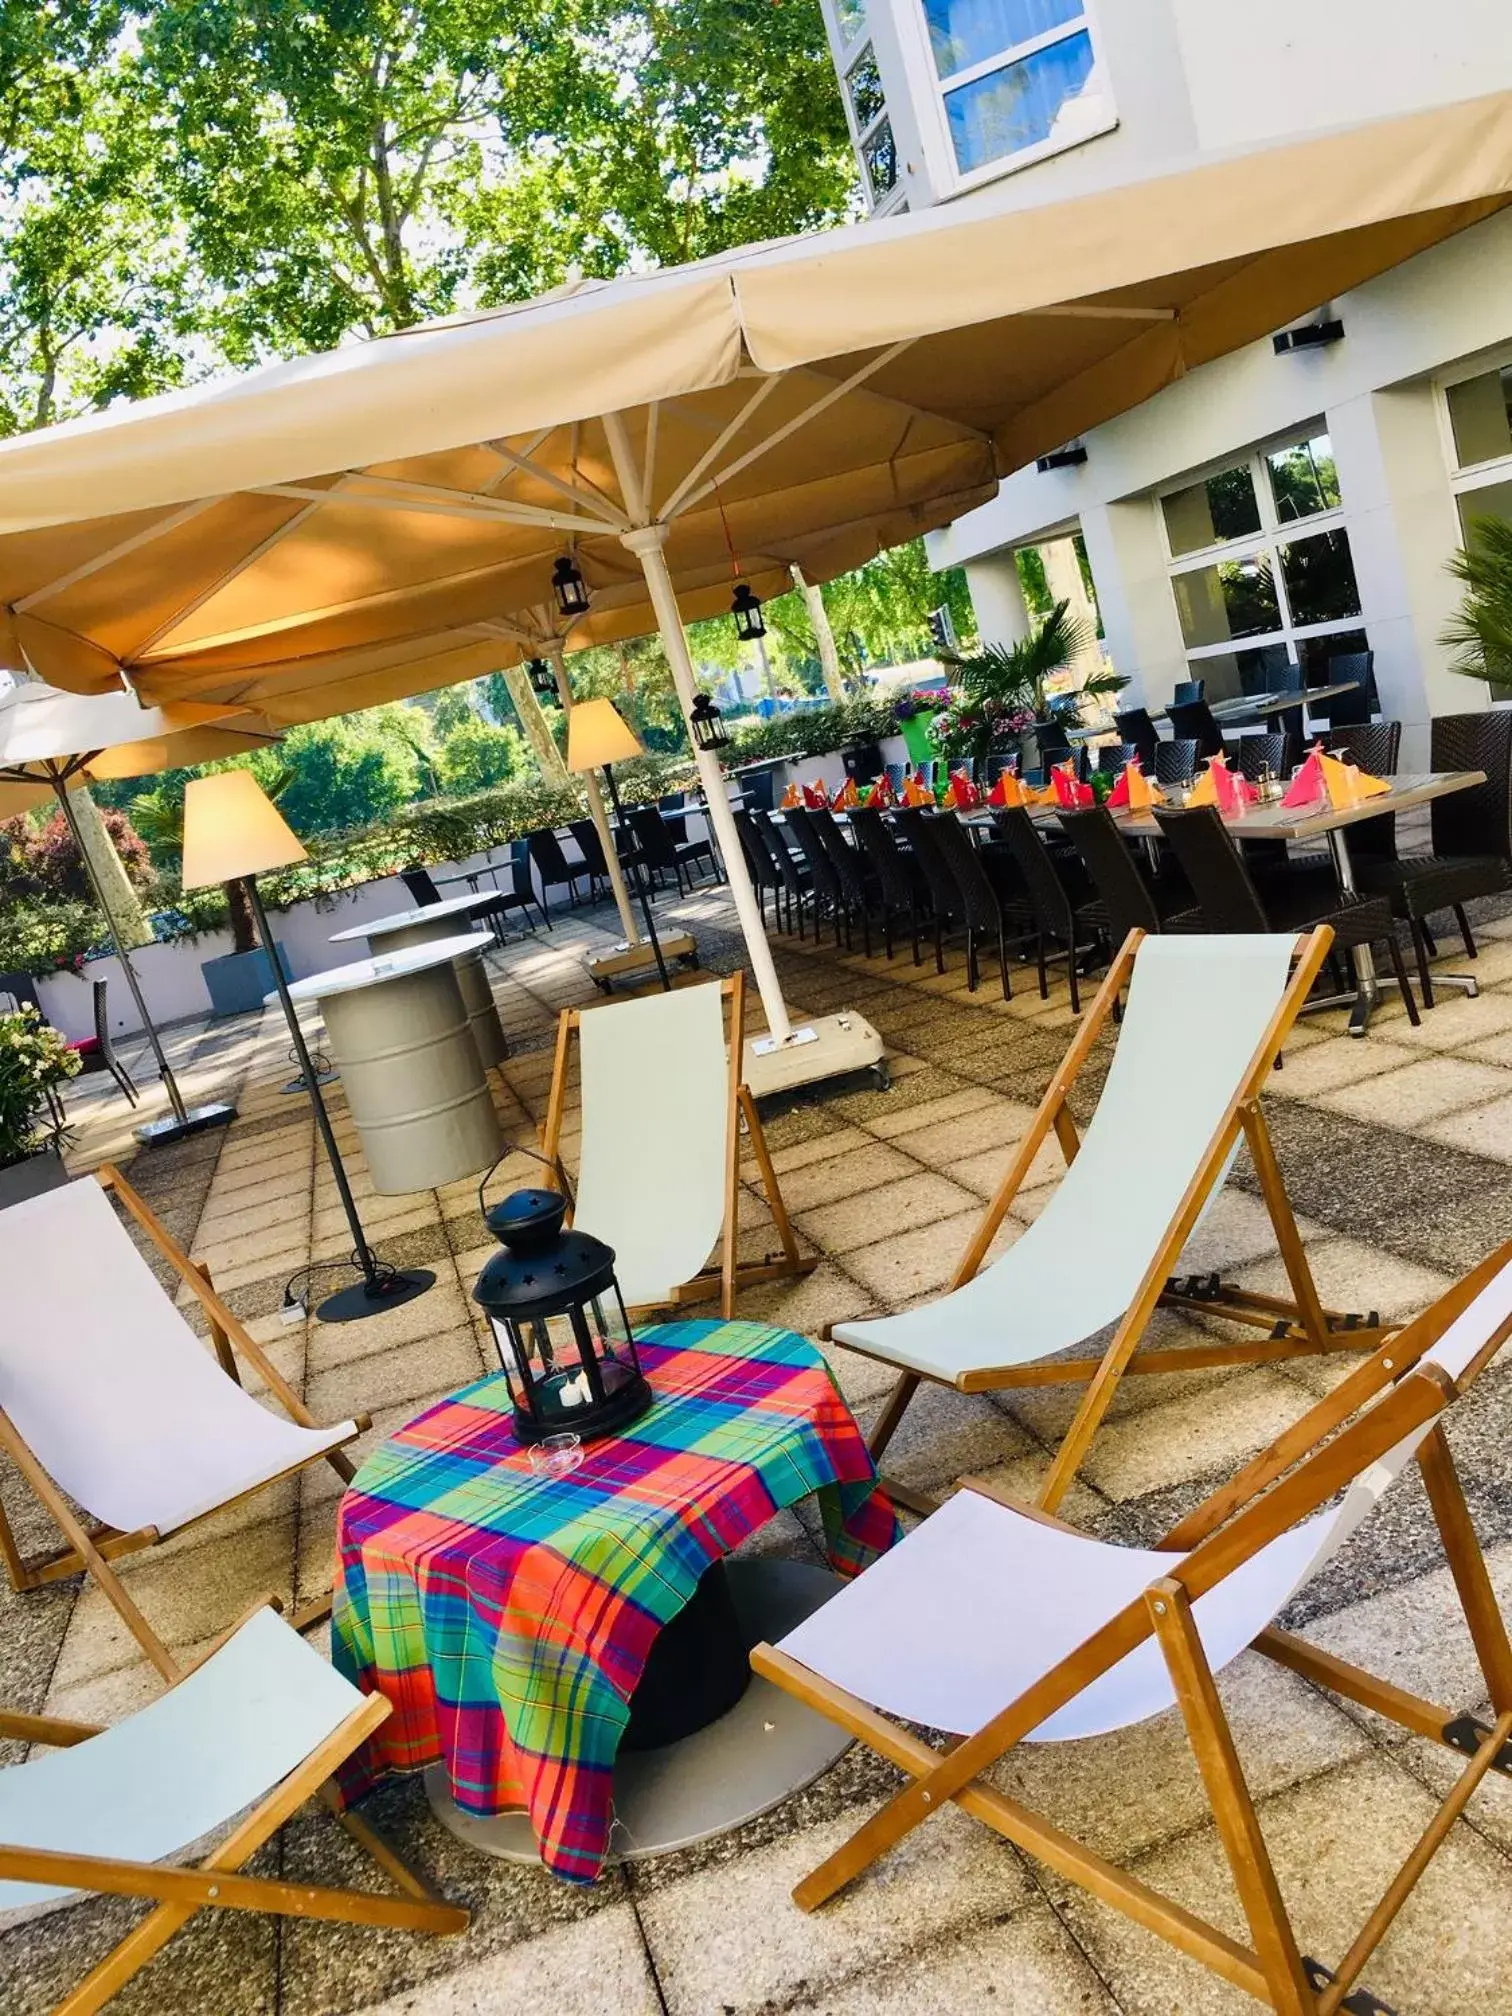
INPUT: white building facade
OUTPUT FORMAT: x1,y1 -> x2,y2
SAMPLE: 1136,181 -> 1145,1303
819,0 -> 1512,761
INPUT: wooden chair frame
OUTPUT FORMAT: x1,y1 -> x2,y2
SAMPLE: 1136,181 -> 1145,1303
0,1164 -> 368,1680
0,1601 -> 467,2016
848,928 -> 1388,1515
756,1239 -> 1512,2014
541,972 -> 816,1321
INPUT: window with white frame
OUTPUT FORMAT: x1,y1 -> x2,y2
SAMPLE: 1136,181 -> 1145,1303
1159,430 -> 1368,701
1443,356 -> 1512,548
918,0 -> 1114,185
822,0 -> 905,214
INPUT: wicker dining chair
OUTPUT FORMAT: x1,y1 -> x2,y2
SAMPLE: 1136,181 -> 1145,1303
784,805 -> 846,946
1154,804 -> 1419,1023
751,810 -> 812,938
1059,807 -> 1197,942
1094,741 -> 1139,777
1167,697 -> 1226,759
989,807 -> 1102,1012
929,811 -> 1025,998
733,810 -> 786,930
1351,711 -> 1512,1004
1114,706 -> 1160,770
812,808 -> 876,955
895,808 -> 967,975
1153,738 -> 1201,788
850,809 -> 925,964
1234,732 -> 1292,783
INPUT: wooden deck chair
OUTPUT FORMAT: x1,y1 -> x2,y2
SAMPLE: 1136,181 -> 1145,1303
0,1602 -> 466,2016
832,928 -> 1380,1514
0,1167 -> 368,1678
756,1239 -> 1512,2014
541,973 -> 815,1320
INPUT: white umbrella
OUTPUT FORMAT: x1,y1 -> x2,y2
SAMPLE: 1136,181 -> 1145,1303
0,682 -> 280,1142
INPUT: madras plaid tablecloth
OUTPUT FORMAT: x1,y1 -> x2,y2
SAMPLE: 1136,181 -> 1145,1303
332,1319 -> 899,1881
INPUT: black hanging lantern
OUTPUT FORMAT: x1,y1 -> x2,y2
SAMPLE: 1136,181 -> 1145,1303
527,656 -> 556,697
731,581 -> 766,641
688,692 -> 730,753
552,555 -> 590,617
472,1189 -> 652,1444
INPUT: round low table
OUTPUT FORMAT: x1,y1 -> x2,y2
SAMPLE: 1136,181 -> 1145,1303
276,934 -> 504,1193
330,894 -> 507,1068
424,1557 -> 849,1864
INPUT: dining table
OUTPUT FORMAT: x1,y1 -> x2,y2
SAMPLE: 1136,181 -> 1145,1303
328,892 -> 508,1068
1152,679 -> 1361,728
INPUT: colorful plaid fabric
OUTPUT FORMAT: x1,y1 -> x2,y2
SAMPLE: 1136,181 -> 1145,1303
332,1319 -> 899,1882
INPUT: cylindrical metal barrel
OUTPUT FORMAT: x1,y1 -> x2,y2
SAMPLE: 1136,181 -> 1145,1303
319,963 -> 503,1193
367,916 -> 507,1068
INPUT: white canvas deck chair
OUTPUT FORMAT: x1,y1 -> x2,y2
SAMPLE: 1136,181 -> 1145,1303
541,973 -> 815,1318
833,929 -> 1381,1514
757,1240 -> 1512,2015
0,1603 -> 466,2016
0,1168 -> 367,1679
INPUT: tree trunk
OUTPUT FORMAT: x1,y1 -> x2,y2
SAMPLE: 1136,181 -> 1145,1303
225,876 -> 257,954
70,787 -> 153,948
791,564 -> 846,701
502,665 -> 570,784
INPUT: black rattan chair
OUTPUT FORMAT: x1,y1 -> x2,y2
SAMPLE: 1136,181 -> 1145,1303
401,867 -> 442,906
82,979 -> 138,1106
1059,807 -> 1196,941
1094,742 -> 1138,778
784,805 -> 846,946
1114,707 -> 1160,770
851,809 -> 926,964
752,811 -> 811,937
527,826 -> 594,908
629,806 -> 717,895
567,817 -> 611,898
1319,650 -> 1379,728
1154,805 -> 1419,1024
733,810 -> 786,930
1172,678 -> 1205,706
1351,712 -> 1512,1005
896,808 -> 967,975
930,811 -> 1027,998
1235,733 -> 1292,784
1153,739 -> 1201,788
812,809 -> 876,955
990,806 -> 1102,1011
1168,697 -> 1226,759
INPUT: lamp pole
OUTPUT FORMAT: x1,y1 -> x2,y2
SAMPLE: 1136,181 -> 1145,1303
242,874 -> 433,1323
598,765 -> 671,991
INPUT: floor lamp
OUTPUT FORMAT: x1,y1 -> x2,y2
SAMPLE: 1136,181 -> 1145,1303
180,770 -> 434,1324
565,699 -> 671,991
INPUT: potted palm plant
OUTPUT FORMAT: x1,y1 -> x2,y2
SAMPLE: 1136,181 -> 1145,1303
939,600 -> 1128,770
1442,517 -> 1512,701
0,1006 -> 81,1208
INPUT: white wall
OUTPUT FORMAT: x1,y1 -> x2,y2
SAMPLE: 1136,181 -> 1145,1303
1170,0 -> 1512,154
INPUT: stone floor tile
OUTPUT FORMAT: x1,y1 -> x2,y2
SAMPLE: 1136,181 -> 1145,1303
773,1142 -> 921,1214
1079,1367 -> 1315,1501
1266,1035 -> 1420,1099
840,1208 -> 983,1304
1420,1089 -> 1512,1162
1389,988 -> 1512,1050
636,1800 -> 1029,2016
1313,1053 -> 1512,1129
796,1172 -> 978,1255
862,1084 -> 1002,1139
791,1901 -> 1116,2014
306,1322 -> 486,1423
340,1906 -> 662,2015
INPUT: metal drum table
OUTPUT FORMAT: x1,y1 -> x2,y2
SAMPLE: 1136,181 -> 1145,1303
276,934 -> 503,1194
330,892 -> 508,1068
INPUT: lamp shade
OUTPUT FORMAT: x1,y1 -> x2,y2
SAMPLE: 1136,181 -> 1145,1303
566,697 -> 642,773
181,769 -> 307,887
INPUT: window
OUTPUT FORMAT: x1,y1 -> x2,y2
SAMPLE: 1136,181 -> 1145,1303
917,0 -> 1112,184
847,44 -> 886,127
1160,429 -> 1365,704
861,119 -> 899,201
834,0 -> 868,44
1447,365 -> 1512,471
826,12 -> 906,215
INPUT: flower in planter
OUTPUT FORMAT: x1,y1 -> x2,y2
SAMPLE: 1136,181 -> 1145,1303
0,1007 -> 81,1171
891,689 -> 945,724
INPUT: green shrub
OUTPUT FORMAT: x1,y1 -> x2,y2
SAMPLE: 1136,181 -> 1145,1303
725,698 -> 896,768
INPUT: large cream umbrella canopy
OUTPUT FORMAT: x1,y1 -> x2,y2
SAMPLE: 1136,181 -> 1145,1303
0,681 -> 280,1141
0,89 -> 1510,1048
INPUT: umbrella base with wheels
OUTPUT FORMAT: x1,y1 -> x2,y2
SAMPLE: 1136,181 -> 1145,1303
133,1100 -> 238,1147
424,1559 -> 849,1866
744,1010 -> 887,1101
314,1266 -> 436,1325
583,930 -> 698,991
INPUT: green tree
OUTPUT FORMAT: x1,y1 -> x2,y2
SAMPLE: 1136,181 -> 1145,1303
1443,514 -> 1512,695
436,714 -> 529,793
763,539 -> 976,681
258,712 -> 425,832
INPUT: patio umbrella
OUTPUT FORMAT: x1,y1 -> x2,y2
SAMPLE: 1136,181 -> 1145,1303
0,89 -> 1508,1076
0,681 -> 280,1143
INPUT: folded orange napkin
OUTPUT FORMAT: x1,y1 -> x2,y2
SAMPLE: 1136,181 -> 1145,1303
988,770 -> 1026,808
864,773 -> 896,808
1319,751 -> 1390,808
832,777 -> 859,811
779,781 -> 801,809
1106,758 -> 1165,811
901,770 -> 934,806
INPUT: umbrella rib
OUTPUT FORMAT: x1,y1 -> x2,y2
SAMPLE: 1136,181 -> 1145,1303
481,442 -> 629,529
251,479 -> 609,538
14,499 -> 225,613
655,375 -> 784,521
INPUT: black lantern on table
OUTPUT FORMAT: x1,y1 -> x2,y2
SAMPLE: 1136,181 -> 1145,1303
526,656 -> 556,697
688,692 -> 730,753
731,581 -> 765,641
472,1189 -> 652,1444
552,555 -> 591,617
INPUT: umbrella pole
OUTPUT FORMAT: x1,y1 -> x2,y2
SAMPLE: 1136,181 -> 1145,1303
56,784 -> 199,1132
616,520 -> 795,1049
546,644 -> 639,945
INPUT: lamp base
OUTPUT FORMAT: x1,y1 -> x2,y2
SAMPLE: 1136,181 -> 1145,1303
133,1101 -> 238,1147
282,1069 -> 339,1094
743,1011 -> 887,1100
315,1267 -> 436,1325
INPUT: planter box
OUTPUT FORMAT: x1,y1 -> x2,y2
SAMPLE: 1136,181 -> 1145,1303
0,1145 -> 71,1210
899,713 -> 940,765
202,944 -> 293,1019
